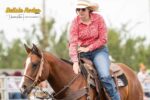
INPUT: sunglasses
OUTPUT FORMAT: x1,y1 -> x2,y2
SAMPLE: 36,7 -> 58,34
76,8 -> 87,12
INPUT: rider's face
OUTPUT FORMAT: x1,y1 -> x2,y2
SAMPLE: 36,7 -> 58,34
76,8 -> 90,18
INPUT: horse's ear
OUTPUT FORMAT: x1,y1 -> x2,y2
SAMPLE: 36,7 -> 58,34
32,44 -> 39,52
32,44 -> 41,57
24,44 -> 31,54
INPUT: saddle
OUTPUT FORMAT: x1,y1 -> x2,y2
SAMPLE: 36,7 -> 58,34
79,58 -> 128,99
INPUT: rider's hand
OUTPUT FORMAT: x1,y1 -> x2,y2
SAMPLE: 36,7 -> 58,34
78,47 -> 89,53
73,62 -> 80,74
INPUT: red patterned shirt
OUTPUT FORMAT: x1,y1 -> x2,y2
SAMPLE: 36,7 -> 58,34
69,13 -> 108,62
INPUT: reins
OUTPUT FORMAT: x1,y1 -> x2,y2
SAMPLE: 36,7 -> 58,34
48,74 -> 81,100
53,74 -> 80,97
49,53 -> 90,100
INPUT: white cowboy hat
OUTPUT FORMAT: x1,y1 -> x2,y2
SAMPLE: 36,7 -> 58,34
76,0 -> 99,11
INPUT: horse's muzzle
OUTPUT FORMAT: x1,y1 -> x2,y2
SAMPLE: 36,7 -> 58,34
20,88 -> 28,96
20,85 -> 32,96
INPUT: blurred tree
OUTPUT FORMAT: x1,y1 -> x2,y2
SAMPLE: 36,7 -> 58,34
51,26 -> 69,59
0,43 -> 5,68
0,31 -> 9,68
108,29 -> 122,61
4,39 -> 26,68
0,18 -> 150,70
120,37 -> 145,70
39,18 -> 55,49
0,38 -> 26,68
39,18 -> 69,59
108,28 -> 150,70
22,17 -> 69,59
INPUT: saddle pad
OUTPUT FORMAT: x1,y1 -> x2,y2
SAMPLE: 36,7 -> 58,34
117,74 -> 128,87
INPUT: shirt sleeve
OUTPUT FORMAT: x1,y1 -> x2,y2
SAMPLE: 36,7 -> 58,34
69,19 -> 79,62
88,15 -> 108,51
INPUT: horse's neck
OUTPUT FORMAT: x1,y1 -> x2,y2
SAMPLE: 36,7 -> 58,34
45,53 -> 75,92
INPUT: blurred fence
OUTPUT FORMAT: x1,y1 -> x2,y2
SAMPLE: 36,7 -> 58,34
0,76 -> 23,100
0,76 -> 150,99
0,76 -> 53,100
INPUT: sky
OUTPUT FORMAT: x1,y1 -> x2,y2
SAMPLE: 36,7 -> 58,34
0,0 -> 150,44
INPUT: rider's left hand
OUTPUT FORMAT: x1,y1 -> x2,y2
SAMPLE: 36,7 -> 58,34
78,47 -> 89,53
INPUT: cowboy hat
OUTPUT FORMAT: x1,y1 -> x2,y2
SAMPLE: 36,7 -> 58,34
76,0 -> 99,11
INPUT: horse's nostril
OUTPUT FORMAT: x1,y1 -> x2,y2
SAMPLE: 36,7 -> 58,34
20,85 -> 27,93
23,85 -> 27,89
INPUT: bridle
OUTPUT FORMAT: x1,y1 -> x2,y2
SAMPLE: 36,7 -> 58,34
23,52 -> 44,93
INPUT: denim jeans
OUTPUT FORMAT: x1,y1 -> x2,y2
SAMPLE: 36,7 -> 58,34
9,92 -> 22,99
80,46 -> 120,100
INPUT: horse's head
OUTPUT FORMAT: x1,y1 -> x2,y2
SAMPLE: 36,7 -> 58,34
19,44 -> 49,96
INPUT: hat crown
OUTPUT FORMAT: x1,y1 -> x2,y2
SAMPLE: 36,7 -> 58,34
77,0 -> 91,6
76,0 -> 99,11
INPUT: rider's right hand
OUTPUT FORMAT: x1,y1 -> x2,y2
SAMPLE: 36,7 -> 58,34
73,62 -> 80,74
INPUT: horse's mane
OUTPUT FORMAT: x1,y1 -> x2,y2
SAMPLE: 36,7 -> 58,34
60,58 -> 73,65
43,51 -> 73,66
44,52 -> 87,77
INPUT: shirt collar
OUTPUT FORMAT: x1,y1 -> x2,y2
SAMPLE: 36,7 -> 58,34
77,13 -> 95,24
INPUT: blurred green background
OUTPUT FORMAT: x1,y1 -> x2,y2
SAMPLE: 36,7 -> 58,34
0,0 -> 150,72
0,17 -> 150,71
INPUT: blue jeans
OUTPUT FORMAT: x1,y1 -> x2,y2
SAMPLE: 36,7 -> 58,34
9,92 -> 22,99
80,46 -> 120,100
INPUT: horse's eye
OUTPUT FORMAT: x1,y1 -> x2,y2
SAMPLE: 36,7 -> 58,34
32,63 -> 38,68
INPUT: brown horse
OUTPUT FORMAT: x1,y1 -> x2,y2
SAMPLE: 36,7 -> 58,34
20,44 -> 143,100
